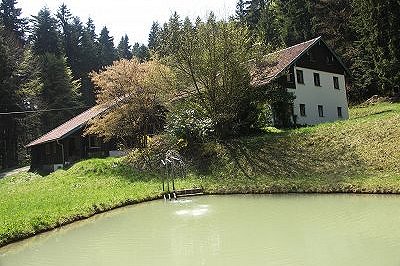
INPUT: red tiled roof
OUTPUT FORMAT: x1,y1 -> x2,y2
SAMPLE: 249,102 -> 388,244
26,105 -> 107,147
251,37 -> 321,87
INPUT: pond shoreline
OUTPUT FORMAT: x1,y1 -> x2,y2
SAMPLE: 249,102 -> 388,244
2,188 -> 400,249
2,102 -> 400,249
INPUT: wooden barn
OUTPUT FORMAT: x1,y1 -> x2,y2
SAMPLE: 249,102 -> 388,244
26,106 -> 120,172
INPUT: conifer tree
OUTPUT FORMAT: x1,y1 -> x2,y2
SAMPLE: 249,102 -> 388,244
243,0 -> 266,30
15,48 -> 43,164
31,8 -> 83,130
0,23 -> 21,169
117,34 -> 133,59
311,0 -> 354,59
56,4 -> 84,77
132,42 -> 150,62
254,0 -> 282,49
80,17 -> 99,105
98,26 -> 117,67
39,54 -> 81,131
148,21 -> 161,52
0,0 -> 26,40
351,0 -> 400,98
275,0 -> 314,46
235,0 -> 246,22
31,7 -> 62,56
0,23 -> 42,168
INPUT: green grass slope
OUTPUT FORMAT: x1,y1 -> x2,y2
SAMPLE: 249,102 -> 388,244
212,102 -> 400,180
0,102 -> 399,247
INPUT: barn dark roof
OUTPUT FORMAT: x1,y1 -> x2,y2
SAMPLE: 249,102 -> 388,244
26,106 -> 107,147
250,36 -> 349,87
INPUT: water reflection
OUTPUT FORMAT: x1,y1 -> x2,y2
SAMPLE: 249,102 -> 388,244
175,205 -> 208,217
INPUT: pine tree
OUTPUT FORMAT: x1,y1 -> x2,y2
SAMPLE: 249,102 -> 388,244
39,54 -> 82,131
235,0 -> 246,22
0,22 -> 42,168
159,12 -> 182,57
56,4 -> 84,77
15,48 -> 43,165
351,0 -> 400,98
98,26 -> 117,67
0,0 -> 26,41
31,7 -> 83,130
243,0 -> 266,30
132,43 -> 150,62
148,21 -> 161,51
0,23 -> 21,169
255,0 -> 283,49
31,7 -> 62,56
117,34 -> 133,59
311,0 -> 354,62
81,17 -> 98,72
275,0 -> 315,46
80,17 -> 99,105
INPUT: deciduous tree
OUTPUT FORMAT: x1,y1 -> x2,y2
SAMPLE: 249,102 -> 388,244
87,59 -> 175,146
160,13 -> 261,139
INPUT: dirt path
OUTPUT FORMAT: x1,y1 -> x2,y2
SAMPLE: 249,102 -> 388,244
0,166 -> 30,179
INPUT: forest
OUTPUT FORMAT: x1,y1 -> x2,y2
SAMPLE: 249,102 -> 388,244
0,0 -> 399,170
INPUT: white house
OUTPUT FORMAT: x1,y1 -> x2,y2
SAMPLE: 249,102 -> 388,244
252,36 -> 350,126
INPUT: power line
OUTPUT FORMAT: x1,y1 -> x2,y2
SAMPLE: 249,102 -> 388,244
0,106 -> 92,116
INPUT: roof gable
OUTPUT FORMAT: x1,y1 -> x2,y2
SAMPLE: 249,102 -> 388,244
251,37 -> 349,87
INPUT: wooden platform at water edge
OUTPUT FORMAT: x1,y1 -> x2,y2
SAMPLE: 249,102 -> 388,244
163,188 -> 204,199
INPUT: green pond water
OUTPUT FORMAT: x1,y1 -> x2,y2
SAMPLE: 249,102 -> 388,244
1,194 -> 400,266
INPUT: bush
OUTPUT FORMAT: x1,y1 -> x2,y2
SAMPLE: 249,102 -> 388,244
166,101 -> 215,143
124,134 -> 184,172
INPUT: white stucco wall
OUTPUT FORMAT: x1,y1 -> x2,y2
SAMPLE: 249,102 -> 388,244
288,66 -> 349,125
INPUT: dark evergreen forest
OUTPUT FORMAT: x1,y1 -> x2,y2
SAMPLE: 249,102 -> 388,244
1,0 -> 399,169
0,0 -> 149,169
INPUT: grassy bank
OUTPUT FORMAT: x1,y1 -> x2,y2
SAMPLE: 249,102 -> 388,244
1,102 -> 400,247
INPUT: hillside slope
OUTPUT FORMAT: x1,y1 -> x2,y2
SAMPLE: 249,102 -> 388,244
1,102 -> 399,247
213,102 -> 400,180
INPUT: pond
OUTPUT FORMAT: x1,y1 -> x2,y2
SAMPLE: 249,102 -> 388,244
1,194 -> 400,266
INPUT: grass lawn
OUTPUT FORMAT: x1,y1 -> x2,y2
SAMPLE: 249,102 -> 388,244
1,102 -> 400,247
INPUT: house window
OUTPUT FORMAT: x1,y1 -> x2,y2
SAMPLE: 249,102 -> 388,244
89,136 -> 101,148
318,105 -> 324,117
333,76 -> 340,90
337,107 -> 343,118
300,104 -> 306,117
296,70 -> 304,84
314,73 -> 321,86
327,56 -> 334,65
